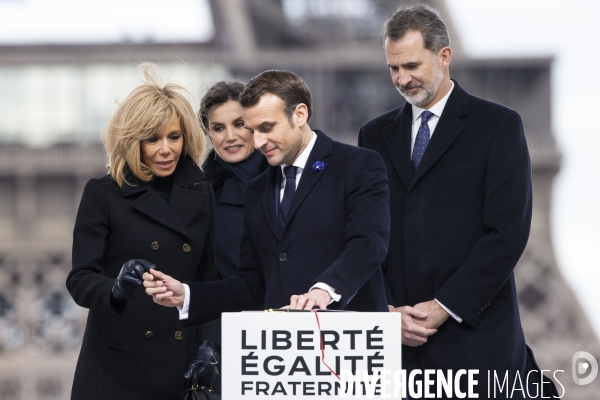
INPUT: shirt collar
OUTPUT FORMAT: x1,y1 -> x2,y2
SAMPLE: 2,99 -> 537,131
281,130 -> 317,172
411,80 -> 455,123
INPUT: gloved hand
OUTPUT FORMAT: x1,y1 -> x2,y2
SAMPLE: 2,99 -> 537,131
112,259 -> 156,300
184,340 -> 220,388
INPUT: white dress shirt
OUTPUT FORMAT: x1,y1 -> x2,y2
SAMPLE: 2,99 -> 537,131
410,80 -> 454,151
178,131 -> 339,320
407,82 -> 462,323
279,131 -> 317,197
278,132 -> 341,304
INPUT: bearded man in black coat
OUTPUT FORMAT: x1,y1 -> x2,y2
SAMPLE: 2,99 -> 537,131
358,5 -> 557,398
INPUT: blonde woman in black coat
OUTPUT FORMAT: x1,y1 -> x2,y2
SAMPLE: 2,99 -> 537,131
66,65 -> 217,400
199,81 -> 268,278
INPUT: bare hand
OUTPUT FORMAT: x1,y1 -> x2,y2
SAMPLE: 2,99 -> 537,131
390,305 -> 437,347
284,289 -> 332,310
143,269 -> 185,307
413,300 -> 450,330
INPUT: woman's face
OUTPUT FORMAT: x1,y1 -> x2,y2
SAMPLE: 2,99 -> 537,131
141,115 -> 184,178
208,100 -> 254,164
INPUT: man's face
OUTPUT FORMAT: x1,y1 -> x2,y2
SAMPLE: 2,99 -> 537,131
243,94 -> 304,166
385,30 -> 445,108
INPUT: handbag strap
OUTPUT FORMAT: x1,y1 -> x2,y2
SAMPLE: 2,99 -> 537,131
192,369 -> 199,390
182,386 -> 218,400
191,370 -> 215,393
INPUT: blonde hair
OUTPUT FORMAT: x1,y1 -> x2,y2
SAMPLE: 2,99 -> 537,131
103,63 -> 205,187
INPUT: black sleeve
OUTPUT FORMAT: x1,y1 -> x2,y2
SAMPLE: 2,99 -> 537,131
66,178 -> 117,314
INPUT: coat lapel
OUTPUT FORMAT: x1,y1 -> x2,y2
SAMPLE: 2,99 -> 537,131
283,130 -> 332,232
169,157 -> 208,230
411,80 -> 469,188
130,189 -> 190,238
261,166 -> 282,238
121,157 -> 205,239
381,104 -> 413,190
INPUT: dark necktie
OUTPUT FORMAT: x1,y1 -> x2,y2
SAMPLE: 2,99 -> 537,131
279,166 -> 297,225
411,110 -> 434,173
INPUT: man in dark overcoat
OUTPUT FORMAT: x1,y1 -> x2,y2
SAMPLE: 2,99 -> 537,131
144,70 -> 391,321
358,4 -> 556,398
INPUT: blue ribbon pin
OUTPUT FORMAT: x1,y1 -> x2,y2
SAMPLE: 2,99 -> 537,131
312,160 -> 325,172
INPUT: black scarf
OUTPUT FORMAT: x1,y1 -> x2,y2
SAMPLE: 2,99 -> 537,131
215,150 -> 266,186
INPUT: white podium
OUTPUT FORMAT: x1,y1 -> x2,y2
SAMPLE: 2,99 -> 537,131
222,311 -> 401,399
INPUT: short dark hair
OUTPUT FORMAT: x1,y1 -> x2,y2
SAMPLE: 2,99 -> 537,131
199,81 -> 245,133
240,70 -> 312,124
383,4 -> 450,54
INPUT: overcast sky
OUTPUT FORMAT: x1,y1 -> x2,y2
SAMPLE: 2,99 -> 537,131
0,0 -> 214,44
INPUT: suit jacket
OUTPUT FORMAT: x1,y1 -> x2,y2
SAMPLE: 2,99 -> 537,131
186,130 -> 390,325
359,80 -> 538,394
66,157 -> 218,400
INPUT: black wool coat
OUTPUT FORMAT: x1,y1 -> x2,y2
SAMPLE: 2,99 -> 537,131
66,156 -> 218,400
359,80 -> 553,397
184,130 -> 391,325
202,150 -> 269,278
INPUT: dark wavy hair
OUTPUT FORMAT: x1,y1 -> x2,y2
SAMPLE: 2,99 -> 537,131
198,81 -> 245,134
239,70 -> 312,125
384,4 -> 450,54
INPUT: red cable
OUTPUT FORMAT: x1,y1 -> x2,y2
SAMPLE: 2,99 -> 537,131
312,310 -> 341,380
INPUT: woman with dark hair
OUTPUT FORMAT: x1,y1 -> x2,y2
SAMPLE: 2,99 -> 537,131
67,64 -> 218,400
200,81 -> 268,277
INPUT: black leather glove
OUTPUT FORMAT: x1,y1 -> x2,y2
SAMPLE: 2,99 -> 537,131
184,340 -> 220,388
112,259 -> 156,300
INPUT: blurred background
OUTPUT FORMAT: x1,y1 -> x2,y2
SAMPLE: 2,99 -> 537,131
0,0 -> 598,398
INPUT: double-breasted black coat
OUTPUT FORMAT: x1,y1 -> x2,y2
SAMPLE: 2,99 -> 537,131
66,156 -> 218,400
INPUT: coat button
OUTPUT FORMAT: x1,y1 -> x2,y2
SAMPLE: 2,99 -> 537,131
279,253 -> 287,261
174,331 -> 183,341
183,243 -> 191,253
145,331 -> 154,340
151,241 -> 159,251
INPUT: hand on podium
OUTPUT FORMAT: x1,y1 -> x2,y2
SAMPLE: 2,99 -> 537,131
143,269 -> 185,307
283,288 -> 332,310
388,305 -> 438,347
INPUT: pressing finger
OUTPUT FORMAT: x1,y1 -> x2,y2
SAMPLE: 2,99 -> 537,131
302,297 -> 317,310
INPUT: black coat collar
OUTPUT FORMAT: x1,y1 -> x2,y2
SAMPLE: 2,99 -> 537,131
118,156 -> 207,238
261,129 -> 333,238
120,156 -> 205,197
202,149 -> 269,206
202,150 -> 229,189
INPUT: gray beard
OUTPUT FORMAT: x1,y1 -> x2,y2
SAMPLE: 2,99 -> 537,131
397,67 -> 444,107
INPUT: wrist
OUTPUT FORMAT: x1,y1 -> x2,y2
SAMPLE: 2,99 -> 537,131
310,288 -> 331,303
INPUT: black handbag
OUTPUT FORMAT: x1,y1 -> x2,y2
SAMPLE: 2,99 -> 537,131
182,340 -> 221,400
181,372 -> 221,400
